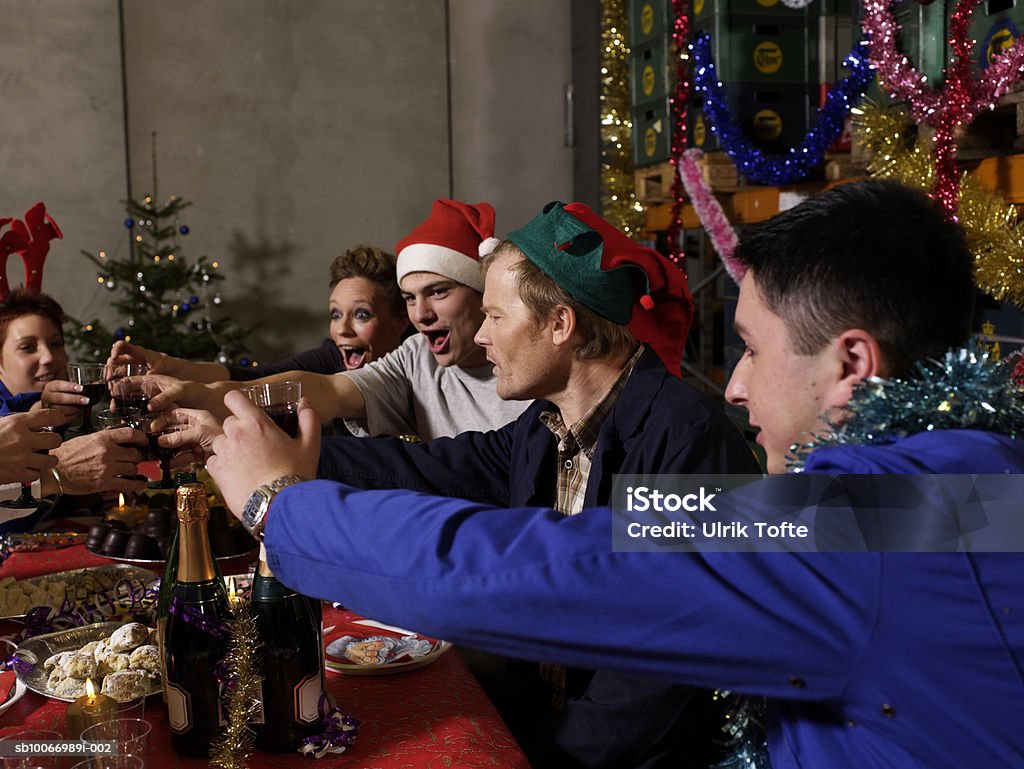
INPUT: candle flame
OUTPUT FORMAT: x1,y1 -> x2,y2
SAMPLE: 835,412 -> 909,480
228,576 -> 237,604
118,493 -> 126,508
85,677 -> 96,697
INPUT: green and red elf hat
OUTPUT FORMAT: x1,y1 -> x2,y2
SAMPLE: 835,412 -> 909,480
507,201 -> 692,376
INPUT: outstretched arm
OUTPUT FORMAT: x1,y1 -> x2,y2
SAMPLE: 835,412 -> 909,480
107,340 -> 231,383
148,369 -> 366,424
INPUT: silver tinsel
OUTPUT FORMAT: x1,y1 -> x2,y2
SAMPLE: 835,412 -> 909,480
790,343 -> 1024,471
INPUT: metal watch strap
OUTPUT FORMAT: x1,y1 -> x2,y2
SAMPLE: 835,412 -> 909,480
245,473 -> 306,540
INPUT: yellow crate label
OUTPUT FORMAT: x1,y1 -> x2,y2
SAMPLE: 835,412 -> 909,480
644,126 -> 659,157
754,41 -> 783,74
643,64 -> 656,96
641,3 -> 655,35
694,114 -> 707,146
753,109 -> 783,141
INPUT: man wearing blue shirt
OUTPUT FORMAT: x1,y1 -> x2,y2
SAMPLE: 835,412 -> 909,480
208,180 -> 1024,769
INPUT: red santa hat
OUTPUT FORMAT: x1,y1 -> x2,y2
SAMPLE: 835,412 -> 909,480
395,200 -> 496,292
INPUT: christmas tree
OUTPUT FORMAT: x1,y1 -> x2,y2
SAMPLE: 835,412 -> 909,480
68,193 -> 251,363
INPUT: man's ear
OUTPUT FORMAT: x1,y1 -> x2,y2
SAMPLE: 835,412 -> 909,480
826,329 -> 885,409
549,304 -> 577,349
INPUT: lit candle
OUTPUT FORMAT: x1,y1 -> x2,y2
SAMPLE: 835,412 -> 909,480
108,493 -> 143,527
66,677 -> 118,739
228,576 -> 237,606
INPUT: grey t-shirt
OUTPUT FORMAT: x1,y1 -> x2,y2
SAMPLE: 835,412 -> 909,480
341,334 -> 529,441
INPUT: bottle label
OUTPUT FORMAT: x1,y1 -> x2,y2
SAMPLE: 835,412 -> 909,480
252,684 -> 266,725
166,682 -> 192,733
295,671 -> 323,724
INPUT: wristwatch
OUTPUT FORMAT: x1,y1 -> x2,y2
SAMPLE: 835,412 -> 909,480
241,474 -> 306,540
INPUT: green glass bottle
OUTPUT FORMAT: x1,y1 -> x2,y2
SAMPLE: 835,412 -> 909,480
164,482 -> 230,758
155,471 -> 197,704
251,554 -> 324,753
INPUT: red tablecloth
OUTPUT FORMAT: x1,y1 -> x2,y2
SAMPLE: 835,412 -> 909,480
0,546 -> 529,768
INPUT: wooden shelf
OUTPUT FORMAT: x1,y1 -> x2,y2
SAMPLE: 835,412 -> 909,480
642,153 -> 1024,235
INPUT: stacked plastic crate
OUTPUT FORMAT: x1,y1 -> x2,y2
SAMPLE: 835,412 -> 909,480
688,0 -> 816,155
629,0 -> 675,168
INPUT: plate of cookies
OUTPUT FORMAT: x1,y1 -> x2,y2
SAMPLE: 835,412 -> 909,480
13,621 -> 161,702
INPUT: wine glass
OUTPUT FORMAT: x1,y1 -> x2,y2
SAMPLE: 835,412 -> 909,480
240,381 -> 301,437
1,412 -> 59,509
137,413 -> 189,489
67,362 -> 107,434
106,362 -> 152,413
96,406 -> 150,484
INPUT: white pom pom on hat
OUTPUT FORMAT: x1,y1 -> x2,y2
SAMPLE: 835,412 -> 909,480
478,237 -> 501,257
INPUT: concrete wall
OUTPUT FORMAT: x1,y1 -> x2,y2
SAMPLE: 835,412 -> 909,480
0,0 -> 573,362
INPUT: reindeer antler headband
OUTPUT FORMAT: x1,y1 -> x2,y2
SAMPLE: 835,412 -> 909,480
0,202 -> 62,300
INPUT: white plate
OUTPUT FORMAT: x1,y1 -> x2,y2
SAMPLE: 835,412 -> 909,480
324,618 -> 451,676
0,677 -> 27,716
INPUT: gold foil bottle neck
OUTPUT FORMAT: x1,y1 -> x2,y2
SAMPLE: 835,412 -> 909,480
176,482 -> 210,524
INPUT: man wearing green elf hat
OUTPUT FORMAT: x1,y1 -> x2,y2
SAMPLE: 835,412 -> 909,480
213,200 -> 761,767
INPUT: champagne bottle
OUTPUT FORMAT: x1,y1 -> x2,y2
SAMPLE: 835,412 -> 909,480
163,481 -> 229,759
155,471 -> 197,704
251,550 -> 325,753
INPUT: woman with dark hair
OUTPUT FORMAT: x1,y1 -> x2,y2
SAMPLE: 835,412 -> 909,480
0,290 -> 148,530
0,289 -> 68,415
108,244 -> 411,381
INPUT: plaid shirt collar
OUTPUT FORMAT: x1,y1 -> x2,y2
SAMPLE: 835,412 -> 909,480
539,343 -> 644,458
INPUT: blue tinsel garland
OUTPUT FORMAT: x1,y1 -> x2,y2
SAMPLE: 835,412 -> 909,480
690,36 -> 874,185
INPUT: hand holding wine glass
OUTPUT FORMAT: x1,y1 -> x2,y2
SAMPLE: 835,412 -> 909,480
137,412 -> 192,489
97,406 -> 150,483
0,405 -> 64,508
0,411 -> 63,484
66,362 -> 107,434
239,381 -> 301,437
206,390 -> 321,518
108,370 -> 156,413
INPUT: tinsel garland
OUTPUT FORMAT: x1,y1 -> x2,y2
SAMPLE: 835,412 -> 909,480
790,345 -> 1024,469
211,596 -> 262,769
677,149 -> 744,283
855,103 -> 1024,306
665,0 -> 691,264
600,0 -> 645,239
691,36 -> 873,184
861,0 -> 1024,127
862,0 -> 1024,216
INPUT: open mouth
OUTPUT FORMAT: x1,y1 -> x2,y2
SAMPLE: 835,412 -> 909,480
341,347 -> 368,370
422,330 -> 450,354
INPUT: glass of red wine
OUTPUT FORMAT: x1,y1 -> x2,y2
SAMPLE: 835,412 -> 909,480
137,413 -> 189,489
240,381 -> 301,437
109,375 -> 155,413
67,362 -> 108,434
97,406 -> 150,482
2,410 -> 60,509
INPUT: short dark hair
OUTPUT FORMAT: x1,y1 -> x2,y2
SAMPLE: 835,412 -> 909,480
734,179 -> 975,376
0,289 -> 66,346
328,244 -> 404,317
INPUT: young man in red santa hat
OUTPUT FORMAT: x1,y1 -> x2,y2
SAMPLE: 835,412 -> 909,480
143,199 -> 529,441
211,200 -> 761,768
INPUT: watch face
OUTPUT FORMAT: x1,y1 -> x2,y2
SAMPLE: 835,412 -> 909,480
242,490 -> 268,529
